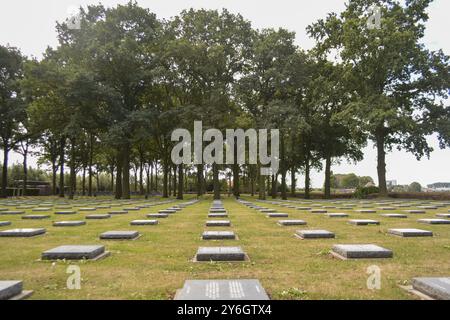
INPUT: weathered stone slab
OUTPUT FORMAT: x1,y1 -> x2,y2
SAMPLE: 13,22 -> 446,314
100,231 -> 140,240
267,213 -> 288,218
326,213 -> 349,218
130,220 -> 158,225
381,214 -> 408,218
296,207 -> 311,210
22,215 -> 50,220
159,209 -> 177,214
85,214 -> 111,219
332,244 -> 393,259
356,209 -> 377,213
0,281 -> 32,300
147,213 -> 168,218
53,221 -> 86,227
208,213 -> 228,218
295,230 -> 335,239
209,208 -> 227,213
0,228 -> 46,237
388,228 -> 433,237
259,208 -> 276,213
55,210 -> 77,215
79,208 -> 96,211
123,207 -> 140,211
349,219 -> 380,226
310,209 -> 327,214
377,207 -> 395,210
418,206 -> 438,210
174,279 -> 269,300
0,221 -> 11,226
0,211 -> 25,215
412,277 -> 450,300
404,210 -> 426,214
42,245 -> 107,260
202,231 -> 236,240
195,247 -> 246,261
206,220 -> 231,227
277,220 -> 306,226
418,219 -> 450,225
436,214 -> 450,218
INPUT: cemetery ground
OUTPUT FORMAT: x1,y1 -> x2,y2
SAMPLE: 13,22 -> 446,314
1,196 -> 450,300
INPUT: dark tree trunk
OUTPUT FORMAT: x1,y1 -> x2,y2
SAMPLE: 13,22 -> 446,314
22,145 -> 28,196
324,153 -> 332,199
213,163 -> 220,200
304,158 -> 310,199
145,163 -> 150,195
122,144 -> 130,199
150,163 -> 154,192
69,139 -> 76,200
155,162 -> 159,193
271,175 -> 277,199
291,168 -> 296,197
51,160 -> 57,196
258,164 -> 265,200
1,145 -> 9,198
82,167 -> 86,196
172,165 -> 177,197
177,164 -> 183,200
115,153 -> 123,199
196,164 -> 204,196
110,167 -> 114,194
163,159 -> 168,198
232,141 -> 240,197
88,134 -> 94,196
376,128 -> 388,196
59,137 -> 65,198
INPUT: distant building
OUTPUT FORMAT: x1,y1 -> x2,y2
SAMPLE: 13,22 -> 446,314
427,182 -> 450,192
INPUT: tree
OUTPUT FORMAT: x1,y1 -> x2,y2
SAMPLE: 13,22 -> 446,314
408,181 -> 422,192
308,0 -> 450,196
0,45 -> 26,198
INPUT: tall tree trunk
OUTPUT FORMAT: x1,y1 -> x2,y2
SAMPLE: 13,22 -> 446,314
88,134 -> 94,196
213,163 -> 220,200
376,128 -> 388,196
304,158 -> 310,199
290,168 -> 296,197
324,153 -> 332,199
155,162 -> 159,193
232,140 -> 240,197
258,163 -> 266,200
59,137 -> 65,198
172,165 -> 177,197
177,164 -> 183,200
271,175 -> 277,198
1,145 -> 9,198
69,139 -> 76,200
122,143 -> 130,199
110,167 -> 114,194
52,160 -> 57,196
22,144 -> 28,196
250,166 -> 255,197
145,163 -> 150,195
115,153 -> 123,199
150,163 -> 154,192
82,167 -> 86,196
196,164 -> 204,196
163,159 -> 168,198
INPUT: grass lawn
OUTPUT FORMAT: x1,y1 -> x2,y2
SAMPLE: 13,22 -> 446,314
1,195 -> 450,299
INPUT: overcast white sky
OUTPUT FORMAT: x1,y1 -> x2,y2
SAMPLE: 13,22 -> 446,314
0,0 -> 449,188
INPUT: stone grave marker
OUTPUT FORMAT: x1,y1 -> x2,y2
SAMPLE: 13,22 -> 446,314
0,281 -> 33,300
85,214 -> 111,219
295,230 -> 335,239
411,277 -> 450,300
388,228 -> 432,237
202,231 -> 236,240
174,279 -> 269,300
0,228 -> 46,237
100,231 -> 140,240
418,219 -> 450,225
331,244 -> 393,259
206,220 -> 231,227
348,219 -> 380,226
195,246 -> 246,262
277,220 -> 306,226
42,245 -> 108,260
130,220 -> 158,225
